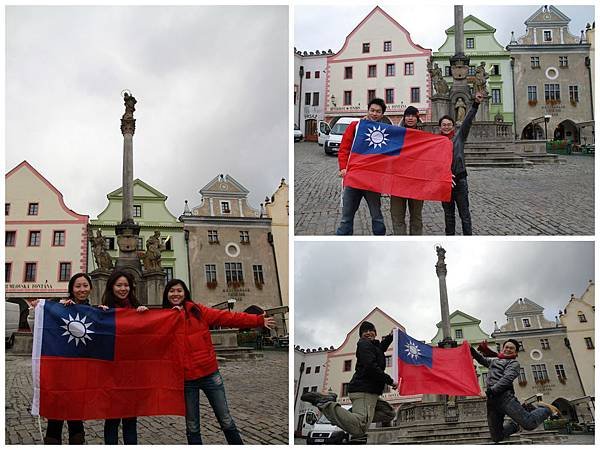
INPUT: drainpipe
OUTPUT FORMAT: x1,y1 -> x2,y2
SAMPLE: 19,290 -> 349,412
563,337 -> 586,396
585,57 -> 594,120
297,66 -> 304,131
184,229 -> 192,298
268,231 -> 286,335
294,362 -> 306,410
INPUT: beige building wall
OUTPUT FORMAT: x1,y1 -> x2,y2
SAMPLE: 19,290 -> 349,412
560,281 -> 595,397
5,161 -> 88,299
265,179 -> 289,307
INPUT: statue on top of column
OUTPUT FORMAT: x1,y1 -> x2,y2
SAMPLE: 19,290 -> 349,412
122,92 -> 137,120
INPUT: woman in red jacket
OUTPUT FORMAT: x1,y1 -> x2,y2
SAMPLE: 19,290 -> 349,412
162,279 -> 275,444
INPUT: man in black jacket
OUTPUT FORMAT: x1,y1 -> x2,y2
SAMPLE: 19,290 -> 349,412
301,321 -> 397,443
471,339 -> 560,442
438,92 -> 483,235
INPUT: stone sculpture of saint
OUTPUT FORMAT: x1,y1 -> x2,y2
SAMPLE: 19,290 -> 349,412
474,62 -> 489,95
428,62 -> 449,96
143,230 -> 166,272
455,97 -> 467,123
90,229 -> 114,270
122,92 -> 137,120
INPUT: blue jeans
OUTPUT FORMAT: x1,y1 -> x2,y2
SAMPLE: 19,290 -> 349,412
104,417 -> 137,444
336,186 -> 386,235
184,370 -> 243,445
441,177 -> 472,235
487,392 -> 552,442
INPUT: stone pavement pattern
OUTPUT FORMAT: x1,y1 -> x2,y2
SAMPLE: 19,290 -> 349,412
294,142 -> 594,235
5,351 -> 288,445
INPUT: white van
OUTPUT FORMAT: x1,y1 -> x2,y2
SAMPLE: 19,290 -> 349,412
6,302 -> 20,348
305,405 -> 351,445
322,118 -> 359,155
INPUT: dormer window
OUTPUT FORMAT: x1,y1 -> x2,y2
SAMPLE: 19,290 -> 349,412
221,201 -> 231,214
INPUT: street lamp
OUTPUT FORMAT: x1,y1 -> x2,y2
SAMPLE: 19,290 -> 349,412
544,115 -> 551,141
297,66 -> 304,129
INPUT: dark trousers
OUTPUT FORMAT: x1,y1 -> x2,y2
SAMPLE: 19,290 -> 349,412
45,420 -> 84,444
441,177 -> 472,235
487,392 -> 552,443
104,417 -> 137,445
336,186 -> 385,235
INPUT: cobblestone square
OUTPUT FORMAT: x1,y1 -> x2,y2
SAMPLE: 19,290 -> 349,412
5,351 -> 289,445
294,141 -> 594,236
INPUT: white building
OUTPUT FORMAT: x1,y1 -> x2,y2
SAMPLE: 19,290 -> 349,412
294,346 -> 330,436
325,6 -> 432,125
294,49 -> 330,141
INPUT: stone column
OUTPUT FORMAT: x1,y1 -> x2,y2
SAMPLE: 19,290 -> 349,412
89,270 -> 110,305
454,6 -> 465,56
115,92 -> 142,275
144,271 -> 166,306
435,246 -> 453,345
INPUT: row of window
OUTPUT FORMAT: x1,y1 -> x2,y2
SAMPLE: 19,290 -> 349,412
343,62 -> 415,80
303,365 -> 321,375
6,261 -> 72,282
360,40 -> 393,54
207,230 -> 251,244
496,336 -> 594,351
526,84 -> 579,102
5,261 -> 176,284
5,203 -> 146,218
204,263 -> 265,285
344,87 -> 421,106
6,230 -> 66,247
516,363 -> 568,383
531,55 -> 571,69
304,70 -> 320,80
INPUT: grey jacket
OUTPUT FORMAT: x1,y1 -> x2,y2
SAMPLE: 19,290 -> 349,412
471,349 -> 520,395
451,101 -> 480,179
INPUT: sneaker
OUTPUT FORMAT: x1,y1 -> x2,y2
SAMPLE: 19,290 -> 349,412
349,435 -> 368,445
300,391 -> 338,407
536,401 -> 561,418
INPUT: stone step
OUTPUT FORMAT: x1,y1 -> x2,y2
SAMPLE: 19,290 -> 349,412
391,435 -> 533,445
467,161 -> 533,168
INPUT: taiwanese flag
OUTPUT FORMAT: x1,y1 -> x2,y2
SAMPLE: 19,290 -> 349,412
31,300 -> 185,420
344,120 -> 453,201
392,329 -> 480,396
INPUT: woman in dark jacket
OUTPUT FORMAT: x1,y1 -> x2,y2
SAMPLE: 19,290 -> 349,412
301,321 -> 397,443
42,273 -> 93,444
162,278 -> 275,444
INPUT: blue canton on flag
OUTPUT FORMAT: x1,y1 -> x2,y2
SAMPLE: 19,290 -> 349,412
351,119 -> 406,156
396,330 -> 433,368
41,302 -> 115,360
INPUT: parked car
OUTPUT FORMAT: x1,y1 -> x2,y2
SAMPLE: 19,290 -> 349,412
6,302 -> 20,348
306,405 -> 351,444
324,117 -> 358,155
294,125 -> 304,142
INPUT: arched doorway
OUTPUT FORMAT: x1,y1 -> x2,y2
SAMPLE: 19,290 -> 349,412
521,124 -> 544,140
556,120 -> 579,144
304,119 -> 317,142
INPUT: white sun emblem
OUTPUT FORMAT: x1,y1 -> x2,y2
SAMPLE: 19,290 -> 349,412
404,340 -> 422,360
60,313 -> 95,346
365,125 -> 389,149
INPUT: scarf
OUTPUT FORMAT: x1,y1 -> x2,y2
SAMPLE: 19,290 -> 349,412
497,352 -> 517,360
115,297 -> 132,309
441,130 -> 455,140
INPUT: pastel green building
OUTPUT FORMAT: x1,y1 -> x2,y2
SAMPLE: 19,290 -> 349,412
88,179 -> 189,285
431,310 -> 497,392
432,15 -> 514,123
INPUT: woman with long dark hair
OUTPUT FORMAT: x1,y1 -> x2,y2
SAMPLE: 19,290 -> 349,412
99,270 -> 148,445
162,278 -> 275,444
42,273 -> 93,444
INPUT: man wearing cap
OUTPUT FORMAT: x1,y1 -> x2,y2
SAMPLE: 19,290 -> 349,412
471,339 -> 560,442
390,105 -> 424,235
301,321 -> 397,443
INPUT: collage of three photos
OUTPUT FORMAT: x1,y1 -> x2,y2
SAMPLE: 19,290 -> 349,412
4,3 -> 596,446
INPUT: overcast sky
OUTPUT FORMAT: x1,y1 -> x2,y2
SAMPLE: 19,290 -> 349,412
6,6 -> 288,219
294,241 -> 594,349
295,4 -> 595,53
